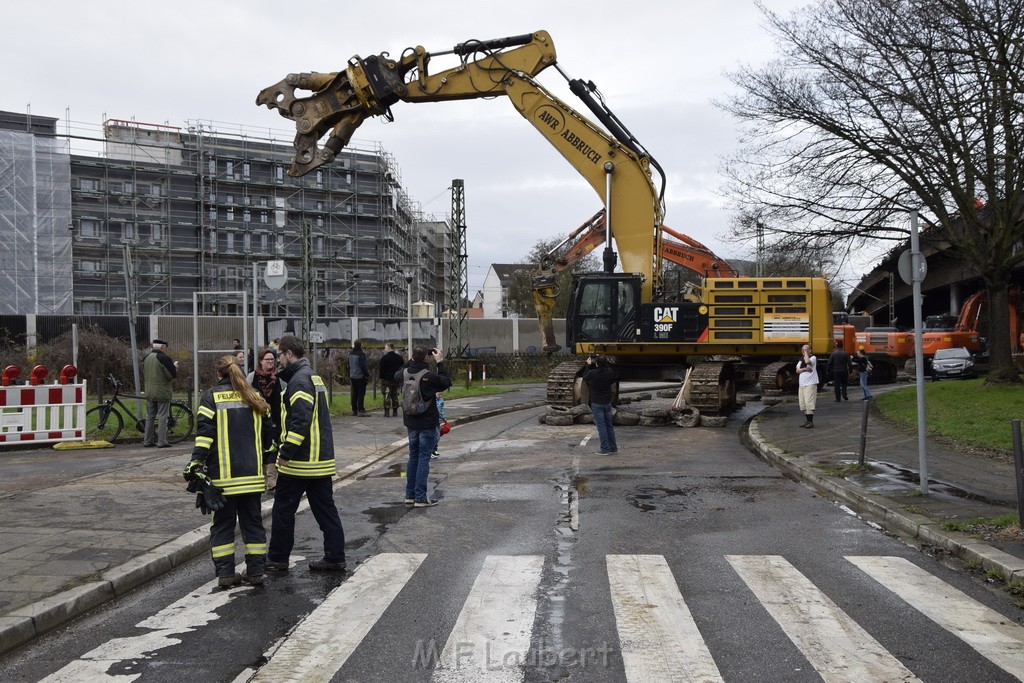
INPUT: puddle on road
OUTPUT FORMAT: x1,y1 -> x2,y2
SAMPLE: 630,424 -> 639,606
375,463 -> 405,478
361,503 -> 413,534
843,460 -> 994,503
629,485 -> 695,513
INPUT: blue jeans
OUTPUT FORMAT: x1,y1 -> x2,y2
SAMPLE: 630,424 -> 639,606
591,403 -> 617,453
406,427 -> 440,501
860,371 -> 873,398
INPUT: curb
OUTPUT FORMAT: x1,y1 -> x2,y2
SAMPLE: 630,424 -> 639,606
747,415 -> 1024,584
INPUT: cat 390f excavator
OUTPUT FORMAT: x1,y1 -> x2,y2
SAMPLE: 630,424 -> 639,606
257,30 -> 833,415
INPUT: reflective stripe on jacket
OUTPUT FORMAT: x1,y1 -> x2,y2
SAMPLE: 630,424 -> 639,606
190,377 -> 266,496
278,358 -> 336,478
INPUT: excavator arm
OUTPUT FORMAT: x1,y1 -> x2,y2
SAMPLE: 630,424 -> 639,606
257,30 -> 665,303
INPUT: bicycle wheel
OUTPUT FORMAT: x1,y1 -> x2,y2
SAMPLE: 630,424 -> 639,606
86,405 -> 123,443
166,402 -> 195,445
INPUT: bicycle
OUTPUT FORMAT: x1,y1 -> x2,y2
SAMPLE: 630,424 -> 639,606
86,374 -> 195,445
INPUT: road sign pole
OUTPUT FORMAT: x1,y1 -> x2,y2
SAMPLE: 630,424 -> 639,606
909,210 -> 929,494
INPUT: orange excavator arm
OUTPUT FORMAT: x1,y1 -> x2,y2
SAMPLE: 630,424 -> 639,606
532,209 -> 736,352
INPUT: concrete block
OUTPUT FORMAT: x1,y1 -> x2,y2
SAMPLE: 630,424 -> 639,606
0,615 -> 36,656
9,581 -> 113,636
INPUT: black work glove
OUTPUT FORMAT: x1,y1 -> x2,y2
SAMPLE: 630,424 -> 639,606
183,460 -> 206,482
188,477 -> 226,514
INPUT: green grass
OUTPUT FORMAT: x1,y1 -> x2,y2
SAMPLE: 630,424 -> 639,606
875,379 -> 1024,452
940,514 -> 1018,532
324,384 -> 517,418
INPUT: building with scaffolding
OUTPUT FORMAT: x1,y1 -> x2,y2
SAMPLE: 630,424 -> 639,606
0,110 -> 451,324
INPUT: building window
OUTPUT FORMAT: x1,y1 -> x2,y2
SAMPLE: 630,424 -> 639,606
276,166 -> 284,182
243,232 -> 251,252
150,184 -> 161,197
78,219 -> 100,238
208,159 -> 215,175
316,170 -> 323,186
123,223 -> 137,241
316,216 -> 324,228
244,195 -> 251,205
80,260 -> 102,272
151,224 -> 164,242
316,236 -> 324,256
260,211 -> 268,224
259,196 -> 268,207
226,194 -> 234,205
78,178 -> 99,192
275,234 -> 284,254
227,208 -> 235,222
81,300 -> 103,314
242,162 -> 251,178
226,231 -> 235,252
225,161 -> 234,176
209,208 -> 217,221
243,209 -> 251,223
316,200 -> 324,211
209,230 -> 217,250
260,233 -> 268,252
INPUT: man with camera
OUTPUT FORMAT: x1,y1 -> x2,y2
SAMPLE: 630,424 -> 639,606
396,346 -> 451,507
583,354 -> 618,454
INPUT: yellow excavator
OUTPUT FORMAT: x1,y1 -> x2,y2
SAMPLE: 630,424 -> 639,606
257,30 -> 833,415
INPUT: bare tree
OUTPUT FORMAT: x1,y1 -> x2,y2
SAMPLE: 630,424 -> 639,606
720,0 -> 1024,382
503,237 -> 600,318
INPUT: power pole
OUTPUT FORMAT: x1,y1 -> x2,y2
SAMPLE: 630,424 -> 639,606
446,179 -> 470,357
300,218 -> 313,342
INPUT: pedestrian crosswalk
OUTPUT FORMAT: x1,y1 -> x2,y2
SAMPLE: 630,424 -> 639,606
39,552 -> 1024,682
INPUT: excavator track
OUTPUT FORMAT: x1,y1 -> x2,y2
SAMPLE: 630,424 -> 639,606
546,359 -> 587,408
687,362 -> 737,416
759,361 -> 798,396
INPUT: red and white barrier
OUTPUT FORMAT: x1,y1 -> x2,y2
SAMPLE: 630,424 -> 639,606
0,382 -> 87,445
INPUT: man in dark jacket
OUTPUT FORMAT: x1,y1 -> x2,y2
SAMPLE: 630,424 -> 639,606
378,342 -> 405,417
396,345 -> 451,507
143,339 -> 178,448
828,340 -> 851,402
583,355 -> 618,454
348,340 -> 369,416
267,335 -> 347,572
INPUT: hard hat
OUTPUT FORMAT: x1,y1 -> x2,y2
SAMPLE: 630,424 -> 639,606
439,419 -> 451,436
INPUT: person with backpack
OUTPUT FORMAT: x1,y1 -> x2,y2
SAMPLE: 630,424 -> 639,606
396,346 -> 451,507
853,347 -> 874,400
378,342 -> 405,417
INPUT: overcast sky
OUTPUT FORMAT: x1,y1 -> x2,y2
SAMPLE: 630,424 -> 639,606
6,0 -> 854,296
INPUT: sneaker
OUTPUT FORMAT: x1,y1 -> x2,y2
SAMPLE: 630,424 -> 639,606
309,558 -> 347,571
597,450 -> 611,455
414,499 -> 439,507
430,451 -> 439,459
240,573 -> 265,586
266,560 -> 289,572
404,498 -> 415,505
218,574 -> 241,588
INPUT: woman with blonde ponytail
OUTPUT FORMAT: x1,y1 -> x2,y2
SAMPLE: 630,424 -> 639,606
185,355 -> 274,588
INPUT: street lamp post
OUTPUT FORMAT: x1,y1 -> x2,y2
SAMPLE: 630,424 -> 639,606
405,271 -> 414,353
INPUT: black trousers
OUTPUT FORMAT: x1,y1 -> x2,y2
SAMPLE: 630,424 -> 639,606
833,372 -> 849,400
268,474 -> 346,564
351,377 -> 368,413
210,493 -> 266,578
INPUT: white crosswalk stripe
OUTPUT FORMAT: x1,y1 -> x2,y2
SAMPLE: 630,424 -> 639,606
432,554 -> 545,682
250,552 -> 426,682
848,555 -> 1024,679
606,554 -> 723,683
726,554 -> 919,682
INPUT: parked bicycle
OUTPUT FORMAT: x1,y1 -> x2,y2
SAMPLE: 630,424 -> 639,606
86,374 -> 195,445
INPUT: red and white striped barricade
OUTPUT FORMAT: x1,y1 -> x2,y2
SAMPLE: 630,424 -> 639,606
0,381 -> 87,446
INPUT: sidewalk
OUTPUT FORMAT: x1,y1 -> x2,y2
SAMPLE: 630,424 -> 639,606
748,385 -> 1024,583
1,381 -> 1022,656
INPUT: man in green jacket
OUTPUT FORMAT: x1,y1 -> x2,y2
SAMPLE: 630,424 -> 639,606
143,338 -> 178,448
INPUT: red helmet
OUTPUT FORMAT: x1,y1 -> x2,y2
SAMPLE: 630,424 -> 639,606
439,419 -> 451,436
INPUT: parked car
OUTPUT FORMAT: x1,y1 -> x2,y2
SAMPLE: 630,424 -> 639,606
931,347 -> 979,380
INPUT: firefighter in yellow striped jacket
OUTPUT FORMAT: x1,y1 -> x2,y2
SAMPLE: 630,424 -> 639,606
185,355 -> 272,588
266,335 -> 347,572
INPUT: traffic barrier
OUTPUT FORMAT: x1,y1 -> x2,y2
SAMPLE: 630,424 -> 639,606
0,381 -> 87,445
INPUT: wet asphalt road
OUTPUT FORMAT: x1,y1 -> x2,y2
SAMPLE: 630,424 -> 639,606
3,405 -> 1022,682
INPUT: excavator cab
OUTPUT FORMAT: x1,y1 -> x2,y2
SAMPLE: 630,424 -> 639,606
566,274 -> 641,347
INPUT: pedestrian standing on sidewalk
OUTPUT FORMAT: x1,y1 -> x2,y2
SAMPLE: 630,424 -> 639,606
378,342 -> 404,417
828,340 -> 851,402
583,354 -> 618,454
185,355 -> 273,588
431,391 -> 448,459
348,340 -> 369,416
853,347 -> 874,400
397,346 -> 451,507
796,344 -> 819,428
248,347 -> 286,491
143,339 -> 178,448
267,335 -> 347,572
